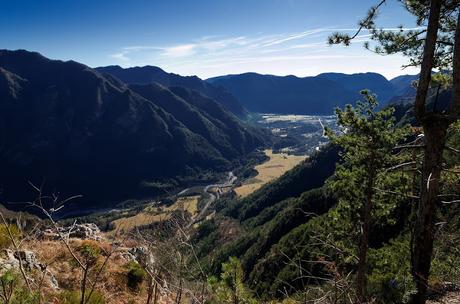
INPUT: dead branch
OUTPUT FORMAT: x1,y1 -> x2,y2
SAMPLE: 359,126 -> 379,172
386,161 -> 417,172
394,144 -> 426,150
0,212 -> 32,292
373,187 -> 420,199
441,200 -> 460,204
446,145 -> 460,154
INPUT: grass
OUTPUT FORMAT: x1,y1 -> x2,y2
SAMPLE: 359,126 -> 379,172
25,237 -> 170,303
234,149 -> 306,198
111,195 -> 200,232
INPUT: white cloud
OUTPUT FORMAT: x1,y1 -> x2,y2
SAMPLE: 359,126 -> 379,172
161,44 -> 196,58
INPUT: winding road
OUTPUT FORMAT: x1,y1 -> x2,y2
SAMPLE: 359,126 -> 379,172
179,172 -> 237,226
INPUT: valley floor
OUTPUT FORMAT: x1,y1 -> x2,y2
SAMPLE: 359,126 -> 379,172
234,149 -> 306,197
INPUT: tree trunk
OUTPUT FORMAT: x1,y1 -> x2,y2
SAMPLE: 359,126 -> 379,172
356,174 -> 374,303
81,266 -> 89,304
413,0 -> 442,121
200,281 -> 206,304
449,9 -> 460,117
411,120 -> 448,304
153,280 -> 159,304
176,279 -> 183,304
146,276 -> 154,304
409,1 -> 443,303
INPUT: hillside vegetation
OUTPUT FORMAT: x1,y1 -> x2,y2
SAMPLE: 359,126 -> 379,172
191,97 -> 460,303
96,65 -> 247,117
0,50 -> 268,209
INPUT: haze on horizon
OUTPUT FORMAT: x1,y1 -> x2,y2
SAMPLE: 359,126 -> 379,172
1,0 -> 421,79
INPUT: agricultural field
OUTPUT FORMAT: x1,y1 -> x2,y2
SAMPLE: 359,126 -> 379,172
234,149 -> 306,198
256,114 -> 337,155
111,195 -> 200,231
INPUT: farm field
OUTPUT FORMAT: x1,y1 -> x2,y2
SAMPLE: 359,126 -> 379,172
112,195 -> 200,231
234,149 -> 306,198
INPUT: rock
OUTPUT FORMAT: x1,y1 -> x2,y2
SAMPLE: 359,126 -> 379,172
129,247 -> 155,271
0,255 -> 18,273
0,249 -> 59,289
40,223 -> 102,241
444,282 -> 460,292
47,271 -> 59,289
121,250 -> 137,262
13,250 -> 42,271
67,223 -> 101,240
4,249 -> 42,271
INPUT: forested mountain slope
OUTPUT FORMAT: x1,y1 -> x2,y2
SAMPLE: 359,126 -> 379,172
318,72 -> 396,103
0,50 -> 267,208
207,73 -> 360,114
194,145 -> 341,292
207,72 -> 415,114
193,94 -> 459,302
96,65 -> 248,117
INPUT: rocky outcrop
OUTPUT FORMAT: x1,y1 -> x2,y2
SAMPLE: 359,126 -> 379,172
40,223 -> 102,241
0,249 -> 59,289
128,246 -> 155,271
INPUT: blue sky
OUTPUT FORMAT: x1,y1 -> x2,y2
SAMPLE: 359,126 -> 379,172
1,0 -> 420,79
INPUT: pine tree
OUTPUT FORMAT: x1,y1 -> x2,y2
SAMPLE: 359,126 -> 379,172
329,2 -> 460,302
208,257 -> 258,304
326,91 -> 409,303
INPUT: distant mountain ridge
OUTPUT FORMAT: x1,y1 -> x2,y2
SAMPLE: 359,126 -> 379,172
207,72 -> 418,114
317,72 -> 396,103
207,72 -> 360,114
0,50 -> 267,207
96,65 -> 248,117
96,65 -> 418,115
390,74 -> 418,97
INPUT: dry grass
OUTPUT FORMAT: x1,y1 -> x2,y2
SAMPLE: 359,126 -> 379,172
112,196 -> 200,232
234,149 -> 306,198
427,292 -> 460,304
24,237 -> 181,303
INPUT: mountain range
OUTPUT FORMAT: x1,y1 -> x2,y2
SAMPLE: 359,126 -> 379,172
0,49 -> 419,209
95,65 -> 248,117
0,50 -> 267,207
207,72 -> 418,114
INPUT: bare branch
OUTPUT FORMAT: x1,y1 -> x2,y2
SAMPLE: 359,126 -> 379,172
394,144 -> 426,150
441,200 -> 460,204
446,145 -> 460,154
386,161 -> 417,172
329,0 -> 388,45
373,187 -> 420,199
0,211 -> 32,292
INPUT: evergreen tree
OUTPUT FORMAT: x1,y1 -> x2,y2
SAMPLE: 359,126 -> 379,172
329,2 -> 460,302
326,91 -> 409,303
208,257 -> 258,304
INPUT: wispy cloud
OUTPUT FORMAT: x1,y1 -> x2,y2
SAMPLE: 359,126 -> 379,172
162,44 -> 196,57
108,27 -> 422,78
110,52 -> 130,62
261,29 -> 326,47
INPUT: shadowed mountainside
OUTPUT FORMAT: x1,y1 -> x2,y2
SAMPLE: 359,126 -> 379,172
96,65 -> 248,117
207,72 -> 418,114
0,50 -> 268,207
